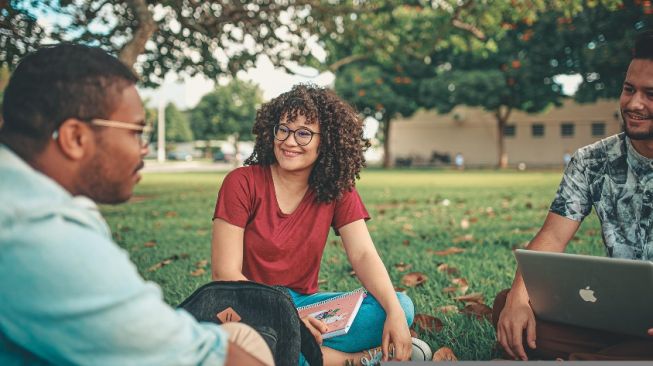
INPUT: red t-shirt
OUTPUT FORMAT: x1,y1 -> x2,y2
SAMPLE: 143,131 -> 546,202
213,165 -> 370,294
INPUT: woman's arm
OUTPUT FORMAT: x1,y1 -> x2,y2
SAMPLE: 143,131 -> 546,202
211,218 -> 248,281
339,219 -> 412,361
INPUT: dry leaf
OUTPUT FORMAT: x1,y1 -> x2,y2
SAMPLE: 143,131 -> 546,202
190,268 -> 206,277
437,263 -> 460,275
433,346 -> 458,361
195,259 -> 208,268
394,286 -> 407,293
428,247 -> 465,256
454,292 -> 485,304
147,254 -> 181,272
442,286 -> 458,294
460,218 -> 470,229
412,314 -> 443,333
452,234 -> 474,243
525,202 -> 533,209
401,272 -> 428,287
436,305 -> 458,314
317,278 -> 327,285
469,217 -> 479,223
394,262 -> 413,272
451,278 -> 469,294
165,211 -> 178,218
402,223 -> 413,231
143,241 -> 156,248
402,239 -> 410,246
460,303 -> 493,321
349,270 -> 357,277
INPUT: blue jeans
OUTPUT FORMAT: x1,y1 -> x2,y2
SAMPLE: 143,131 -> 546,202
285,288 -> 415,365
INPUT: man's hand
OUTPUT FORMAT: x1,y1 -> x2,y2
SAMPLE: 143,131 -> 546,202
496,299 -> 537,360
301,316 -> 328,345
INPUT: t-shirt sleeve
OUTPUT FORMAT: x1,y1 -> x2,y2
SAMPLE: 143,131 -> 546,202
332,188 -> 371,233
213,168 -> 254,228
549,151 -> 593,221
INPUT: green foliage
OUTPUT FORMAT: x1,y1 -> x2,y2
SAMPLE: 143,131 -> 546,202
102,169 -> 604,360
190,79 -> 262,142
159,103 -> 193,143
0,1 -> 46,70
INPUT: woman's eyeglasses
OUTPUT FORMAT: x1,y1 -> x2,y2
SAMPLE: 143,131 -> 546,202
273,124 -> 320,146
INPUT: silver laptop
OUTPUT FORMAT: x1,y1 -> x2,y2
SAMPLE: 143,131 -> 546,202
515,249 -> 653,337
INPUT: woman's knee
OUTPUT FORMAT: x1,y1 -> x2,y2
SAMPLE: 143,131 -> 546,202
397,292 -> 415,326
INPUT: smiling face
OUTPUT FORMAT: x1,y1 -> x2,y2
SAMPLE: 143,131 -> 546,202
620,59 -> 653,140
273,113 -> 320,174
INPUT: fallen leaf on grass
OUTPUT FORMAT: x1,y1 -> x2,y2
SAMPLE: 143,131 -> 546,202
436,305 -> 458,313
394,262 -> 412,272
402,239 -> 410,246
165,211 -> 178,218
349,270 -> 357,277
401,272 -> 428,287
454,292 -> 484,304
195,259 -> 208,268
147,253 -> 189,272
460,218 -> 470,229
433,346 -> 458,361
451,278 -> 469,294
437,263 -> 460,275
410,328 -> 418,337
143,241 -> 156,248
190,268 -> 206,277
460,303 -> 493,321
412,314 -> 443,333
428,247 -> 465,256
317,278 -> 328,285
394,286 -> 407,293
469,217 -> 479,223
442,286 -> 458,294
452,234 -> 474,243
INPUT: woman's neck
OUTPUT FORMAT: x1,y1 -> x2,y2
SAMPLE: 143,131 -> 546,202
270,164 -> 310,193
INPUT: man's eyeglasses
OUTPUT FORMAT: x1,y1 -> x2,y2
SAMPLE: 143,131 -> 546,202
273,124 -> 320,146
52,118 -> 153,148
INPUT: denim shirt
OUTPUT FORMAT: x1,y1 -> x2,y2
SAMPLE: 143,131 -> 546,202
550,133 -> 653,260
0,145 -> 228,365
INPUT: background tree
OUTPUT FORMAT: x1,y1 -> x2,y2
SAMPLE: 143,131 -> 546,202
151,103 -> 194,146
190,79 -> 262,163
0,66 -> 10,125
0,1 -> 46,70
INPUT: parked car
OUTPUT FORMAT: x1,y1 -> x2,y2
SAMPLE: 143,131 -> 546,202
212,149 -> 226,162
167,151 -> 193,161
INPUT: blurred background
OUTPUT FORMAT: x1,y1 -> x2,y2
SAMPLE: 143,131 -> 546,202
2,0 -> 651,170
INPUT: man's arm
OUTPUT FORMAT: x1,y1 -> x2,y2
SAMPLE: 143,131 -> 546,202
496,212 -> 581,360
0,218 -> 231,366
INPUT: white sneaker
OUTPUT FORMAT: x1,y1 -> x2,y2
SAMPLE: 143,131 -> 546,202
411,337 -> 433,360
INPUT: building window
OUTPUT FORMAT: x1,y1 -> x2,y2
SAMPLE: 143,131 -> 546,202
592,122 -> 606,137
561,122 -> 575,137
532,123 -> 545,137
504,124 -> 516,137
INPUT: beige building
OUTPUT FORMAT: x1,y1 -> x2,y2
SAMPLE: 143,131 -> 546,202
389,99 -> 622,168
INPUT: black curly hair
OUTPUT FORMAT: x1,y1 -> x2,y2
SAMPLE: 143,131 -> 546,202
245,84 -> 370,203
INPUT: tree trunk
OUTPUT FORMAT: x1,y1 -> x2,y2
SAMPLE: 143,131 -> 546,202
382,118 -> 392,168
118,0 -> 157,68
233,132 -> 240,168
494,106 -> 512,169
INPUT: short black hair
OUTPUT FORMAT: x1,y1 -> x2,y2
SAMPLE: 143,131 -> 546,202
634,29 -> 653,61
0,43 -> 138,158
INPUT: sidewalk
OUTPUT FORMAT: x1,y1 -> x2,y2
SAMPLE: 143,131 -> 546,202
142,159 -> 233,173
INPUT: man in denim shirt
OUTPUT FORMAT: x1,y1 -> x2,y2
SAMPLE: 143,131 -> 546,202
0,44 -> 272,366
493,30 -> 653,361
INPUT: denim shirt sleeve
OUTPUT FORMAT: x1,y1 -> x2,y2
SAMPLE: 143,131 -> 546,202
0,213 -> 228,366
549,151 -> 593,221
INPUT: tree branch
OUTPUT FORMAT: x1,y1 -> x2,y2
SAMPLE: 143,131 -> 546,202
328,54 -> 368,72
118,0 -> 156,68
451,0 -> 486,41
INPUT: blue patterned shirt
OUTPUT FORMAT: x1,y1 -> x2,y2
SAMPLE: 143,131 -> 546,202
550,133 -> 653,260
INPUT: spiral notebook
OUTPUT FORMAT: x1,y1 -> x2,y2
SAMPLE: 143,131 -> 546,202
297,288 -> 367,339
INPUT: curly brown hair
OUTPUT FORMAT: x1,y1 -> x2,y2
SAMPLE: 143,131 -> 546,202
245,84 -> 370,203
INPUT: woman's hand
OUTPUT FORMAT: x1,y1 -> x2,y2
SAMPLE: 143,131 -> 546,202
381,311 -> 412,361
301,316 -> 328,345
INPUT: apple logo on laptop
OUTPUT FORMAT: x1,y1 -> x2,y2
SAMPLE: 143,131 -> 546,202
579,286 -> 597,303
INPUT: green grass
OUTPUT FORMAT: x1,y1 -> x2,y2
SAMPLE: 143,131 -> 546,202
101,169 -> 604,360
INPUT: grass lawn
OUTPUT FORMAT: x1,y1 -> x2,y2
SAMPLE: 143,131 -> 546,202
101,168 -> 604,360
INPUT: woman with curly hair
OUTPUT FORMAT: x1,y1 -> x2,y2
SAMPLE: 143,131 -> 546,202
211,84 -> 421,365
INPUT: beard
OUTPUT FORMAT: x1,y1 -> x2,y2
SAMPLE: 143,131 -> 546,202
621,110 -> 653,141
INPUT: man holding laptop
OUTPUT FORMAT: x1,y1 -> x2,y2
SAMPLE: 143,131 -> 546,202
493,30 -> 653,361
